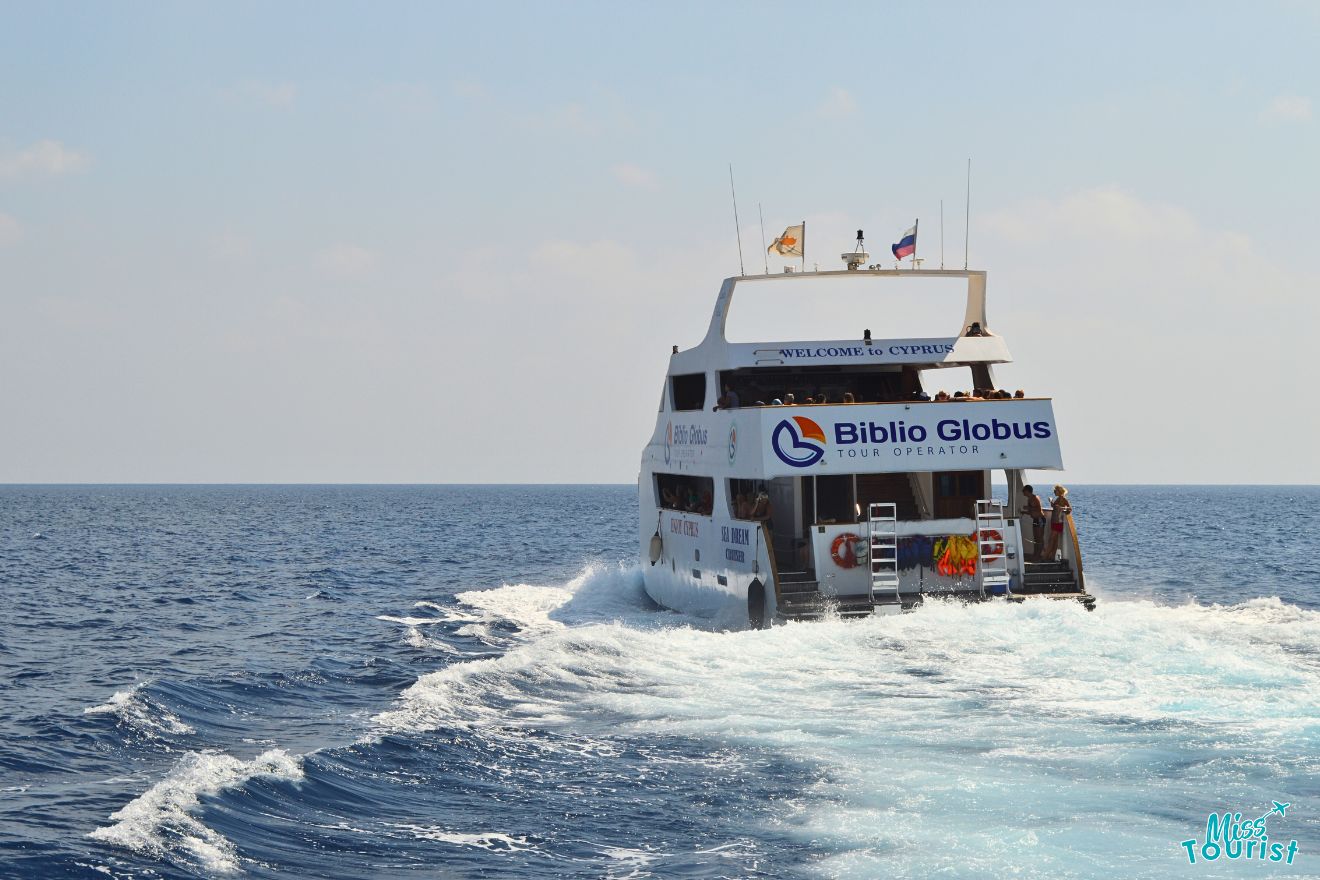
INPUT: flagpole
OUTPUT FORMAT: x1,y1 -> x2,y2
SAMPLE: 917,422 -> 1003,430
940,200 -> 945,270
800,220 -> 806,273
758,203 -> 769,274
912,218 -> 918,269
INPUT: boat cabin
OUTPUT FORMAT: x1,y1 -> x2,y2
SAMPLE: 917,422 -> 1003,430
641,268 -> 1089,619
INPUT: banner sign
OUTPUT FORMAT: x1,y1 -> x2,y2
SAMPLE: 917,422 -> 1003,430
760,399 -> 1062,475
726,335 -> 1011,367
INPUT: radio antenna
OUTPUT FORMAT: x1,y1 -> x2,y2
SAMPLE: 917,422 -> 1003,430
940,199 -> 945,270
728,164 -> 745,276
963,158 -> 972,270
758,203 -> 769,274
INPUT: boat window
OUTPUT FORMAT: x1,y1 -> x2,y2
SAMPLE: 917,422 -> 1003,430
813,474 -> 856,524
670,373 -> 706,411
933,470 -> 985,519
720,366 -> 907,407
857,473 -> 921,520
656,472 -> 714,515
726,477 -> 770,519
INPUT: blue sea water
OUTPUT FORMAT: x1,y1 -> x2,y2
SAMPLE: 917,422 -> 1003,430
1,484 -> 1318,879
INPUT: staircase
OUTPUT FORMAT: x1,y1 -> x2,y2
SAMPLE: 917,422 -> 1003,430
1014,559 -> 1096,609
775,560 -> 915,619
776,570 -> 825,619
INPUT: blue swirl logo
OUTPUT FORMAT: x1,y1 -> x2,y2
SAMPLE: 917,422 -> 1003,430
771,416 -> 827,468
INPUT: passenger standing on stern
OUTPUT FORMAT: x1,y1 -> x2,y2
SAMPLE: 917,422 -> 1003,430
1043,485 -> 1072,561
1020,485 -> 1046,561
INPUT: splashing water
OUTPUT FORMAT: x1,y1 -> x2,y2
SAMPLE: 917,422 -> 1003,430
5,485 -> 1318,879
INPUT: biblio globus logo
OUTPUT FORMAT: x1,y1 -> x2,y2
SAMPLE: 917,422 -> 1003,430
771,416 -> 826,468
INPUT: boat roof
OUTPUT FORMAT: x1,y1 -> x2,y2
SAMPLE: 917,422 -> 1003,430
671,268 -> 1009,373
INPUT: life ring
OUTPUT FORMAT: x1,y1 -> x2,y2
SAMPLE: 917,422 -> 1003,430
978,528 -> 1004,558
830,532 -> 864,568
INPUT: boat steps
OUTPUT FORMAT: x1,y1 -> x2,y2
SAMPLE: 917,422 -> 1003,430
775,576 -> 1095,620
1018,560 -> 1082,594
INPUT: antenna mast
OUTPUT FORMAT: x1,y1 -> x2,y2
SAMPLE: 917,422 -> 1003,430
963,158 -> 972,270
940,199 -> 945,270
728,164 -> 745,276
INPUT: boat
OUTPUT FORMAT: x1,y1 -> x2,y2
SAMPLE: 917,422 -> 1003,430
637,243 -> 1093,628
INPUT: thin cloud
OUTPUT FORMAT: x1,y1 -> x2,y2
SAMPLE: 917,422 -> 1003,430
0,140 -> 91,181
316,243 -> 376,278
220,80 -> 298,108
208,231 -> 254,263
819,87 -> 858,119
0,211 -> 20,245
1261,94 -> 1312,121
611,163 -> 659,190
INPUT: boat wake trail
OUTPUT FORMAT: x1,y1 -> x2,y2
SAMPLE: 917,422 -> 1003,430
88,564 -> 1320,879
374,569 -> 1320,878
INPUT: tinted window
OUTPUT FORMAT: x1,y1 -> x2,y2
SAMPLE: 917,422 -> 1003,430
671,373 -> 707,411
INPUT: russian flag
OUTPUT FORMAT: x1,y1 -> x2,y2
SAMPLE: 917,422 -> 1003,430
891,225 -> 916,260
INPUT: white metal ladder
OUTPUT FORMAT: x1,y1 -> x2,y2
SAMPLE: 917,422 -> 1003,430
975,499 -> 1010,597
868,502 -> 900,602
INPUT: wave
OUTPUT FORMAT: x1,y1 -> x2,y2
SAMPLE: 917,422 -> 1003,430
83,684 -> 196,737
88,749 -> 303,874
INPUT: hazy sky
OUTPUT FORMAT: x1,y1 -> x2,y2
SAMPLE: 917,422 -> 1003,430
3,2 -> 1318,484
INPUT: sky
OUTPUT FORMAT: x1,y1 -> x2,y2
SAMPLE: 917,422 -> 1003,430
2,1 -> 1318,484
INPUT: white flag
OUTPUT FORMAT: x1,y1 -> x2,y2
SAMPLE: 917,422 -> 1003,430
769,224 -> 804,257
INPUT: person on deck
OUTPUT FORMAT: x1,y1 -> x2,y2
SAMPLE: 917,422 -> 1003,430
1020,485 -> 1046,561
1043,485 -> 1072,561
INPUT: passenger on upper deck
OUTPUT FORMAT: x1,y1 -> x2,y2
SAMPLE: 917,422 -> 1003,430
784,393 -> 796,405
934,390 -> 951,402
842,392 -> 856,404
966,322 -> 985,337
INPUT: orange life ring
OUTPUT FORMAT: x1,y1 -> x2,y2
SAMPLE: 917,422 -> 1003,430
978,528 -> 1004,558
830,532 -> 863,568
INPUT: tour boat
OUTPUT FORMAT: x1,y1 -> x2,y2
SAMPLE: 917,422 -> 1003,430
637,251 -> 1093,628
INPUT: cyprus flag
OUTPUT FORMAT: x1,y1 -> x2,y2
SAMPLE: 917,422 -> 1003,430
768,223 -> 804,257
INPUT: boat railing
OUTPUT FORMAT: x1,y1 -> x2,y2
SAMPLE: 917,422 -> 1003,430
719,397 -> 1047,410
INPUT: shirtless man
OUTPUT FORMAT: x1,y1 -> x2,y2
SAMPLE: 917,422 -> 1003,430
1021,485 -> 1046,561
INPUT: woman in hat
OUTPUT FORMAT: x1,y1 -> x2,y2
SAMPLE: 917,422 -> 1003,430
1043,485 -> 1072,561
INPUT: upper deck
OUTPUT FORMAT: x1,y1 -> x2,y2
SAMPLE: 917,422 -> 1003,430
670,269 -> 1009,374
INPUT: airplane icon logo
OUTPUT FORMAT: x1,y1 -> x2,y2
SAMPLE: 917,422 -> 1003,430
1270,801 -> 1290,818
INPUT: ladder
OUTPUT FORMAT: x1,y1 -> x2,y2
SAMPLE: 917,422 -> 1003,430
868,502 -> 900,603
975,499 -> 1011,597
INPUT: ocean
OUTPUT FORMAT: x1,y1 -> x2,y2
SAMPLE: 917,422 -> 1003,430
1,484 -> 1318,879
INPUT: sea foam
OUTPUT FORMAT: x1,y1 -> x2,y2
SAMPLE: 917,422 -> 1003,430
88,749 -> 303,874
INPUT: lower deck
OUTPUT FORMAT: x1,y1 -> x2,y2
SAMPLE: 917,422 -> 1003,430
641,467 -> 1093,627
